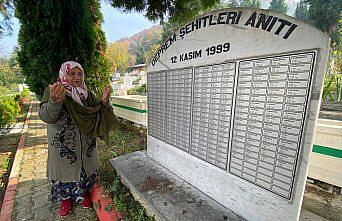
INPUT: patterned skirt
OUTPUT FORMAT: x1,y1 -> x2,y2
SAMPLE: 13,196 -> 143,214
51,167 -> 98,203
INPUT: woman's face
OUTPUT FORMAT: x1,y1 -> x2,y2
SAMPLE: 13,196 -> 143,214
66,67 -> 83,87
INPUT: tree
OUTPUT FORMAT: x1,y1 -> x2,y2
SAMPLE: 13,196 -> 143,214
14,0 -> 110,98
7,48 -> 22,82
86,0 -> 110,95
159,0 -> 262,42
134,33 -> 161,64
269,0 -> 288,14
0,0 -> 13,37
229,0 -> 240,7
160,0 -> 236,42
108,0 -> 220,23
0,59 -> 13,86
307,0 -> 341,46
295,0 -> 309,22
135,45 -> 146,64
116,25 -> 162,65
240,0 -> 261,8
0,52 -> 22,86
144,43 -> 160,65
106,41 -> 133,73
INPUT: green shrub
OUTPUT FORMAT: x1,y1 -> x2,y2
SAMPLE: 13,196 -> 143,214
127,84 -> 146,95
136,83 -> 146,94
0,86 -> 11,95
14,94 -> 21,102
0,96 -> 21,128
127,87 -> 137,95
17,88 -> 31,113
21,88 -> 30,99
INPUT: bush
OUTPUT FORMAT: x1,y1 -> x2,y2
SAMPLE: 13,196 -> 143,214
127,87 -> 137,95
136,83 -> 146,94
19,88 -> 30,113
127,84 -> 146,95
0,96 -> 21,128
21,88 -> 30,100
0,86 -> 11,95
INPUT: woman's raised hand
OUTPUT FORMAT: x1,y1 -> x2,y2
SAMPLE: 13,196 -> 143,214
49,82 -> 66,103
102,85 -> 111,103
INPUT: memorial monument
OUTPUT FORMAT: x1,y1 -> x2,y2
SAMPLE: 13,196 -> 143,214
111,8 -> 330,221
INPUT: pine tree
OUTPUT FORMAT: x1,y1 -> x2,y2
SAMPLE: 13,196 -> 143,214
14,0 -> 109,98
108,0 -> 220,23
229,0 -> 240,7
240,0 -> 261,8
86,0 -> 110,95
295,0 -> 309,22
269,0 -> 288,14
308,0 -> 341,34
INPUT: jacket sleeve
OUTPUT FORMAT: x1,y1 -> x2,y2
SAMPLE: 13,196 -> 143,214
38,87 -> 63,124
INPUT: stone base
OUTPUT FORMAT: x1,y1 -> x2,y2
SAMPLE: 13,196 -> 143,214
110,151 -> 244,221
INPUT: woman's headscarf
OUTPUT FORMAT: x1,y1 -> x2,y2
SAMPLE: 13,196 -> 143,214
59,61 -> 88,106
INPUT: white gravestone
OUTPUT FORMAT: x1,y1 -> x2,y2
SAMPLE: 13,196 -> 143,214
124,72 -> 132,87
147,8 -> 329,221
18,83 -> 24,92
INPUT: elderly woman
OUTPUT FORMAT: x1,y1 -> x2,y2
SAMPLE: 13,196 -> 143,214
39,61 -> 117,217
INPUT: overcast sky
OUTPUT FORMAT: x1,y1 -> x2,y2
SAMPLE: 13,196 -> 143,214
0,0 -> 299,57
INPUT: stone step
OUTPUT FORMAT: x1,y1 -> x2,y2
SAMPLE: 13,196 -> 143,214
110,151 -> 244,221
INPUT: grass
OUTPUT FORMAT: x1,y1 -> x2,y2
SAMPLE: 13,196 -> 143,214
98,119 -> 154,221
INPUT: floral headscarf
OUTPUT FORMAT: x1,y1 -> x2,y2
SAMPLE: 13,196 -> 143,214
59,61 -> 88,106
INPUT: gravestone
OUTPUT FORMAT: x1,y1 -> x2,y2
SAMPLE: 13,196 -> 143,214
124,72 -> 132,87
113,8 -> 330,221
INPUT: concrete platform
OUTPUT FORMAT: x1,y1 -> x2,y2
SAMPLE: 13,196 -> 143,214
110,151 -> 244,221
110,151 -> 332,221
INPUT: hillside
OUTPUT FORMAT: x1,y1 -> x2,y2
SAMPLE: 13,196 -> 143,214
117,25 -> 163,64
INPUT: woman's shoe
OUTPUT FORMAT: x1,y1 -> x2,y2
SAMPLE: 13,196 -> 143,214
59,199 -> 72,217
81,192 -> 93,209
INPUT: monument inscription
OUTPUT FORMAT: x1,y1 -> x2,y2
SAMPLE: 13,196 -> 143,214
230,52 -> 315,199
191,63 -> 235,169
147,71 -> 166,140
147,8 -> 329,221
165,68 -> 192,152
